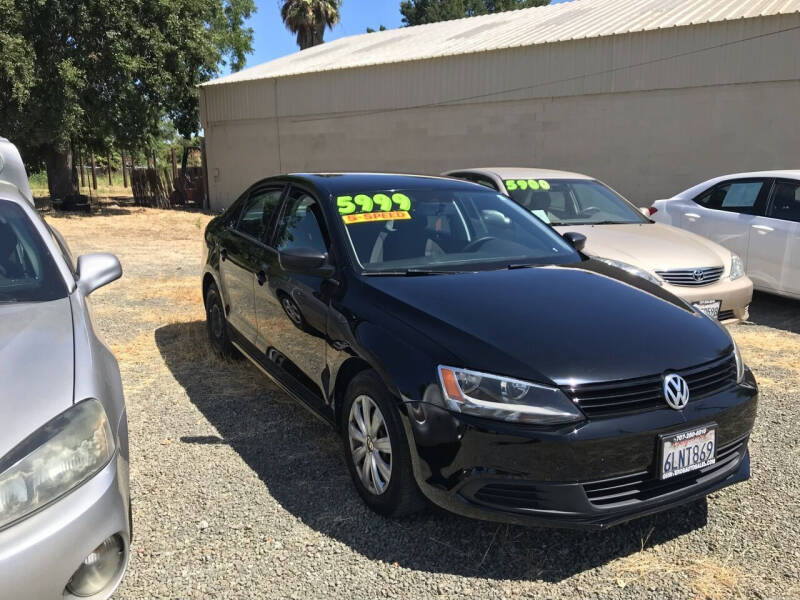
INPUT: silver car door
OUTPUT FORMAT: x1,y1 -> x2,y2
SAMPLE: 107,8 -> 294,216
747,179 -> 800,296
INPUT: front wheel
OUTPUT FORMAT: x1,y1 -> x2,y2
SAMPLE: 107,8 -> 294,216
341,371 -> 426,517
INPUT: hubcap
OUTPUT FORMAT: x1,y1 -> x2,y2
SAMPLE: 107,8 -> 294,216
282,298 -> 302,325
348,395 -> 392,495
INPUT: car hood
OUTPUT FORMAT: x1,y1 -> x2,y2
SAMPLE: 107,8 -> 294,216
361,261 -> 732,386
552,223 -> 731,271
0,298 -> 74,457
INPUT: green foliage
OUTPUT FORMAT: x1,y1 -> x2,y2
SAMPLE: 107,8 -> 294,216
366,25 -> 388,33
400,0 -> 550,26
280,0 -> 342,50
0,0 -> 255,172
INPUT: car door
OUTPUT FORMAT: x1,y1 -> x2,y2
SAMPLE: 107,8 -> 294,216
680,178 -> 769,267
746,179 -> 800,296
218,185 -> 284,344
254,185 -> 332,415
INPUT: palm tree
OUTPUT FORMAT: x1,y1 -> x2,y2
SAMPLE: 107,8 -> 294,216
280,0 -> 342,51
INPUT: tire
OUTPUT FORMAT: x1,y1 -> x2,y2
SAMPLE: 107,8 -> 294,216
205,282 -> 238,359
341,370 -> 426,517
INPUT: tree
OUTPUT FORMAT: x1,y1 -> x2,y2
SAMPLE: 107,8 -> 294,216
280,0 -> 342,51
0,0 -> 255,200
366,25 -> 388,33
400,0 -> 549,26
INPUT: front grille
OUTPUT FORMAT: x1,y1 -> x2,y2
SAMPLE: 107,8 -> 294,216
472,482 -> 543,510
718,310 -> 735,321
583,436 -> 747,507
565,355 -> 737,418
655,266 -> 724,286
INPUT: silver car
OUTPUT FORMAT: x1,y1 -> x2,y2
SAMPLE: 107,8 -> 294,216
0,177 -> 130,595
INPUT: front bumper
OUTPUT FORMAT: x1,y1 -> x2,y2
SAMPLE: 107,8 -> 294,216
664,275 -> 753,322
402,371 -> 757,529
0,452 -> 131,599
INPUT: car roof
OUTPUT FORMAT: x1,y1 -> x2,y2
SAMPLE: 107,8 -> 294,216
0,137 -> 34,206
442,167 -> 595,181
674,170 -> 800,199
0,181 -> 30,206
284,172 -> 486,195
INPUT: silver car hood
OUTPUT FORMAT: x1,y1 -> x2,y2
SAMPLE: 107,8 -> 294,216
0,298 -> 74,457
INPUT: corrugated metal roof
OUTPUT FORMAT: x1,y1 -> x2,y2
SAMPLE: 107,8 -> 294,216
203,0 -> 800,86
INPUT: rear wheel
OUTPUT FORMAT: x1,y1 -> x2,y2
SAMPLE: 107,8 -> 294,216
205,282 -> 237,358
341,370 -> 426,517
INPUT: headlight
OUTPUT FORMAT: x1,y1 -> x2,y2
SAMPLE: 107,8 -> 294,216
437,366 -> 584,425
0,399 -> 115,530
730,254 -> 744,280
733,339 -> 745,383
593,257 -> 663,286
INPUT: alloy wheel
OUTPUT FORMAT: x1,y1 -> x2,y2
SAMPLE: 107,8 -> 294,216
348,395 -> 392,495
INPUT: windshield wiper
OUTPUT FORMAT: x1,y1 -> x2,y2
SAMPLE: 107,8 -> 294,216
585,221 -> 632,225
365,268 -> 458,276
506,263 -> 540,270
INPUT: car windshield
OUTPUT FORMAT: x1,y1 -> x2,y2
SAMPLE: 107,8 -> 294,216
0,200 -> 67,302
337,187 -> 580,273
503,178 -> 649,226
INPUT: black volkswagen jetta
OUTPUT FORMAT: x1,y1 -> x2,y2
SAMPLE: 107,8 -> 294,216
201,173 -> 757,529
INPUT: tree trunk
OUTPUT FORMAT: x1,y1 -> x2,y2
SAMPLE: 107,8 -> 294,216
44,146 -> 78,200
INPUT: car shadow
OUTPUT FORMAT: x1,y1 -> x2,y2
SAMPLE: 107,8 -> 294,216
747,291 -> 800,334
155,320 -> 709,582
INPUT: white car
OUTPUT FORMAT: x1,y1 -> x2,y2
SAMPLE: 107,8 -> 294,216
651,171 -> 800,301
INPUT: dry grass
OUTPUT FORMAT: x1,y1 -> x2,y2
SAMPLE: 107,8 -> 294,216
613,531 -> 742,600
730,326 -> 800,382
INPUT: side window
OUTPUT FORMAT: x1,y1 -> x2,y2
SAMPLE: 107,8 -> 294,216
766,180 -> 800,223
275,188 -> 327,253
467,175 -> 500,191
235,188 -> 283,240
48,226 -> 77,275
694,180 -> 764,214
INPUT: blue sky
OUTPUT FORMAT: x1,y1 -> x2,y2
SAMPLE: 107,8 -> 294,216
238,0 -> 572,70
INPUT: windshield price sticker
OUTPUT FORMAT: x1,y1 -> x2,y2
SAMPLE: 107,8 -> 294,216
343,211 -> 411,224
337,193 -> 412,216
505,179 -> 551,192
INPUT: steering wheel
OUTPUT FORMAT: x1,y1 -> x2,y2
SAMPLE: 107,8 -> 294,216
462,236 -> 496,253
579,206 -> 601,217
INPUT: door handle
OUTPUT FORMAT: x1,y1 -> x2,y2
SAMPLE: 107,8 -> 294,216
256,265 -> 269,286
220,247 -> 228,261
684,213 -> 701,219
752,225 -> 774,233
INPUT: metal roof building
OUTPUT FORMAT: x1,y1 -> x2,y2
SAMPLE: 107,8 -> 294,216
200,0 -> 800,209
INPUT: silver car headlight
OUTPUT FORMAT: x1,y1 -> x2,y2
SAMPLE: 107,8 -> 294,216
594,257 -> 663,286
0,399 -> 115,530
437,366 -> 584,425
730,253 -> 745,280
733,339 -> 745,383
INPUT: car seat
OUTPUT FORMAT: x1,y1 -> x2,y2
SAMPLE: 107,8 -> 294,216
0,221 -> 23,278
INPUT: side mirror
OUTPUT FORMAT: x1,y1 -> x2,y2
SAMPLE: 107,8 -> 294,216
279,247 -> 335,278
640,207 -> 650,216
77,253 -> 122,296
562,232 -> 587,252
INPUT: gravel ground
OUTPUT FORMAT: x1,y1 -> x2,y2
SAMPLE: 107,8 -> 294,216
47,206 -> 800,600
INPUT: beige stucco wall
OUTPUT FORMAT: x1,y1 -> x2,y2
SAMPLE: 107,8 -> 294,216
200,16 -> 800,210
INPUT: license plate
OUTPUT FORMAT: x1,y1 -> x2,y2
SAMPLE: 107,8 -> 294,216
659,425 -> 716,480
693,300 -> 721,319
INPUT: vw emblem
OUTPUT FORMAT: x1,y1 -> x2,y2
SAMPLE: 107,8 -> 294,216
663,373 -> 690,410
692,269 -> 705,282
